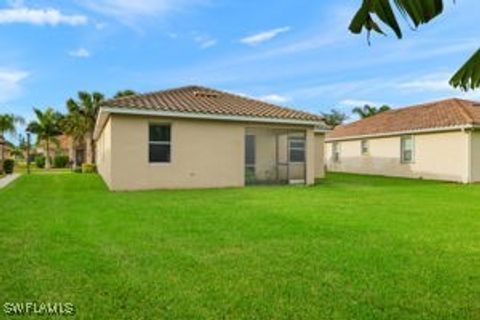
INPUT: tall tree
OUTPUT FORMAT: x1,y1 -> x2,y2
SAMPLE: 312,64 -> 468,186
17,134 -> 27,160
27,108 -> 63,169
0,113 -> 25,165
66,92 -> 105,164
349,0 -> 480,90
114,90 -> 137,99
352,104 -> 391,119
61,110 -> 88,168
321,109 -> 348,128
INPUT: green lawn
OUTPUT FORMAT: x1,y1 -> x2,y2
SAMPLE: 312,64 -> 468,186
1,173 -> 479,319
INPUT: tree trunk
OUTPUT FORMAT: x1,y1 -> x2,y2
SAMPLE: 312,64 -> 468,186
45,138 -> 51,169
68,137 -> 76,169
91,134 -> 96,164
85,131 -> 93,164
72,147 -> 77,169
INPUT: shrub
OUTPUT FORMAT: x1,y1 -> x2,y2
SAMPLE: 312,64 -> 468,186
53,155 -> 69,168
82,163 -> 96,174
3,159 -> 14,174
35,156 -> 46,169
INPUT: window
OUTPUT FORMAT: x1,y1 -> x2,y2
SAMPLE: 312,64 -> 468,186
289,138 -> 305,163
332,142 -> 340,162
361,140 -> 369,155
149,124 -> 171,163
401,136 -> 414,163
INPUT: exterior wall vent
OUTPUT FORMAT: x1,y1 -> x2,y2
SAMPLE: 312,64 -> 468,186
193,91 -> 219,98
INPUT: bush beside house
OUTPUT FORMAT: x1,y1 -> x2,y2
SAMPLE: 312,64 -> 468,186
53,155 -> 69,168
35,156 -> 46,169
81,163 -> 96,173
3,159 -> 14,174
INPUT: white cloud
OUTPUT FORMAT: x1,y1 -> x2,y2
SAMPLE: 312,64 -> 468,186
395,73 -> 480,101
194,35 -> 217,49
82,0 -> 206,22
69,48 -> 91,58
340,99 -> 379,107
95,22 -> 107,30
396,73 -> 452,92
226,91 -> 290,104
0,69 -> 29,103
258,94 -> 290,104
0,7 -> 88,26
240,26 -> 291,46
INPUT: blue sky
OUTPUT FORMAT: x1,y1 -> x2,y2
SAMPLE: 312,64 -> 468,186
1,0 -> 479,141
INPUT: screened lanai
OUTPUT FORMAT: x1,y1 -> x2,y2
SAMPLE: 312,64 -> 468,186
245,127 -> 306,185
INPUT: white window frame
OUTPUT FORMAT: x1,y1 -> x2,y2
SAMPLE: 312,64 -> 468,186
361,139 -> 369,155
332,142 -> 340,163
400,135 -> 415,164
149,123 -> 172,164
288,138 -> 306,164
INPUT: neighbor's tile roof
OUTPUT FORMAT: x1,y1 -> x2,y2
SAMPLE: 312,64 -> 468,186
102,85 -> 323,122
327,98 -> 480,140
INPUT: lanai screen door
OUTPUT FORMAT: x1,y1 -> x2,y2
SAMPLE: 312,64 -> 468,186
245,127 -> 306,185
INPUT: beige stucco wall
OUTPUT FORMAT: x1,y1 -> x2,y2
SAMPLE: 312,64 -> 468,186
325,130 -> 470,183
305,129 -> 315,184
471,131 -> 480,182
314,133 -> 325,179
96,116 -> 112,188
97,114 -> 322,190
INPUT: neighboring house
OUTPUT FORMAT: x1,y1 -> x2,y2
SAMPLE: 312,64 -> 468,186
4,141 -> 15,159
0,136 -> 13,160
325,98 -> 480,183
36,134 -> 85,164
94,86 -> 328,191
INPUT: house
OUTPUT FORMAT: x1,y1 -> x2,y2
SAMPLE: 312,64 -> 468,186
94,86 -> 328,191
0,138 -> 15,160
325,98 -> 480,183
35,134 -> 85,164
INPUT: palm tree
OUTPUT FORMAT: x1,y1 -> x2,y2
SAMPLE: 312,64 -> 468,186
0,113 -> 25,165
27,108 -> 63,169
114,90 -> 137,99
349,0 -> 479,90
321,109 -> 348,128
61,111 -> 88,169
352,104 -> 391,119
66,91 -> 105,164
17,134 -> 28,160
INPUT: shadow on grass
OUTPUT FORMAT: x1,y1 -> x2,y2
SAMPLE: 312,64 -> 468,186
318,172 -> 461,189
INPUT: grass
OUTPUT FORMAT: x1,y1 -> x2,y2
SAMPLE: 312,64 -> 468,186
14,163 -> 71,174
0,173 -> 479,319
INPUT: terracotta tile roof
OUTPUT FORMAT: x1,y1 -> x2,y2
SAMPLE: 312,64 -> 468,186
37,134 -> 70,151
327,98 -> 480,140
102,85 -> 323,122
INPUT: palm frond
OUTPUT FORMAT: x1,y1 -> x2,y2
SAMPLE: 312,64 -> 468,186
450,49 -> 480,91
350,0 -> 444,40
